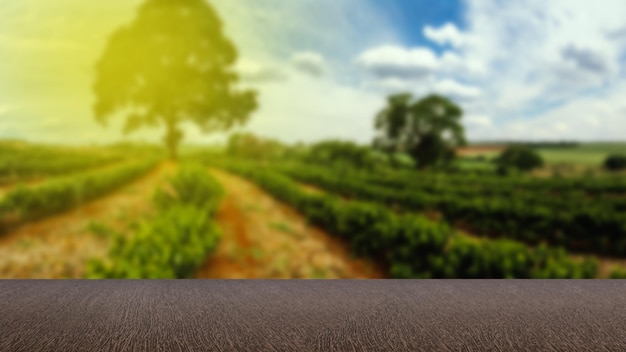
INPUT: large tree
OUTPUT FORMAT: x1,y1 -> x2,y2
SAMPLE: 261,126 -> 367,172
374,93 -> 466,169
93,0 -> 257,160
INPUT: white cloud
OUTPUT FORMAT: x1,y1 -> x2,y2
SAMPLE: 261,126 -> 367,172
424,22 -> 466,48
356,45 -> 439,79
291,52 -> 328,77
561,44 -> 614,74
465,115 -> 492,128
361,77 -> 415,93
353,45 -> 483,104
471,85 -> 626,141
410,0 -> 626,140
432,79 -> 482,100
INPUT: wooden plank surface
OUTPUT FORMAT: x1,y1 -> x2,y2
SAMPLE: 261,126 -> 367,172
1,280 -> 625,351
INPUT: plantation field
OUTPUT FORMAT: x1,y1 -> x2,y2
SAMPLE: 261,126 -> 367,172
1,140 -> 626,279
0,141 -> 386,279
0,162 -> 176,278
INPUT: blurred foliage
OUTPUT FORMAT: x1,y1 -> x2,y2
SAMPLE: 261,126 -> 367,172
494,145 -> 544,173
0,141 -> 130,184
226,133 -> 289,160
305,140 -> 380,171
225,134 -> 415,171
0,160 -> 157,226
374,93 -> 466,169
86,164 -> 222,279
603,154 -> 626,171
609,266 -> 626,279
154,163 -> 223,210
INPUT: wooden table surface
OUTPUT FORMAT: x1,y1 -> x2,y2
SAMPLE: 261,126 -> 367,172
1,280 -> 625,351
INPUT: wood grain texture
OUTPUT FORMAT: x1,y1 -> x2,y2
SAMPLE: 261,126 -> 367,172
1,280 -> 625,351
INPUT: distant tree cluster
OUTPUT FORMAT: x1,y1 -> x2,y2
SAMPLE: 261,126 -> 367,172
373,94 -> 466,169
494,146 -> 544,174
306,140 -> 379,170
603,154 -> 626,171
226,133 -> 287,160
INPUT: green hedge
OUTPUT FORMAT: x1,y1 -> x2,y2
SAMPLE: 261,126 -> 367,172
276,163 -> 626,256
0,160 -> 157,225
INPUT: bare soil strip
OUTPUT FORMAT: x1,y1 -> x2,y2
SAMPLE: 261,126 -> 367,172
0,162 -> 177,278
456,145 -> 505,156
195,169 -> 385,279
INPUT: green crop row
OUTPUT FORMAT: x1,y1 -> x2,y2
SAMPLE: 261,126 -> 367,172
216,161 -> 598,278
275,163 -> 626,257
0,144 -> 128,184
276,162 -> 626,213
85,164 -> 223,279
0,160 -> 158,227
367,166 -> 626,196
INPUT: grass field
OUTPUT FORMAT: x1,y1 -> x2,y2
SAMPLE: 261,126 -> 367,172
538,143 -> 626,165
455,142 -> 626,174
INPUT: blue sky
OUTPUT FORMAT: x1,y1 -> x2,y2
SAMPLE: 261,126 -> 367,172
1,0 -> 626,145
379,0 -> 467,49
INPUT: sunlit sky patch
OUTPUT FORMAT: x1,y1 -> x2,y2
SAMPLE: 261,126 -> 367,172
1,0 -> 625,145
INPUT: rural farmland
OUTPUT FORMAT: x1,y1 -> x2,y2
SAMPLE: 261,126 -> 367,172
1,139 -> 626,279
1,0 -> 626,280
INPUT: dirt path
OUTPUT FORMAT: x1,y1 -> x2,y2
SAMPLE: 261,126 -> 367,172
195,169 -> 385,279
0,161 -> 177,278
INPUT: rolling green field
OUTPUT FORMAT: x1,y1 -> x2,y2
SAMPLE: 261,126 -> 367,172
456,142 -> 626,174
538,143 -> 626,165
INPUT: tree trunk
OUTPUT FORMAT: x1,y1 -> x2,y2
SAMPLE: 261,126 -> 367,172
164,118 -> 183,161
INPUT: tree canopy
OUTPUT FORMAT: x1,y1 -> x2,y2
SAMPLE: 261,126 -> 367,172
93,0 -> 257,160
494,146 -> 544,173
373,93 -> 466,169
226,133 -> 287,160
306,140 -> 378,170
603,154 -> 626,171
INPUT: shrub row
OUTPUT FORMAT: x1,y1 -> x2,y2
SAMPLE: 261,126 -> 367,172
85,164 -> 223,278
277,163 -> 626,256
0,144 -> 126,184
0,160 -> 158,225
282,162 -> 625,212
217,161 -> 598,278
366,166 -> 626,196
